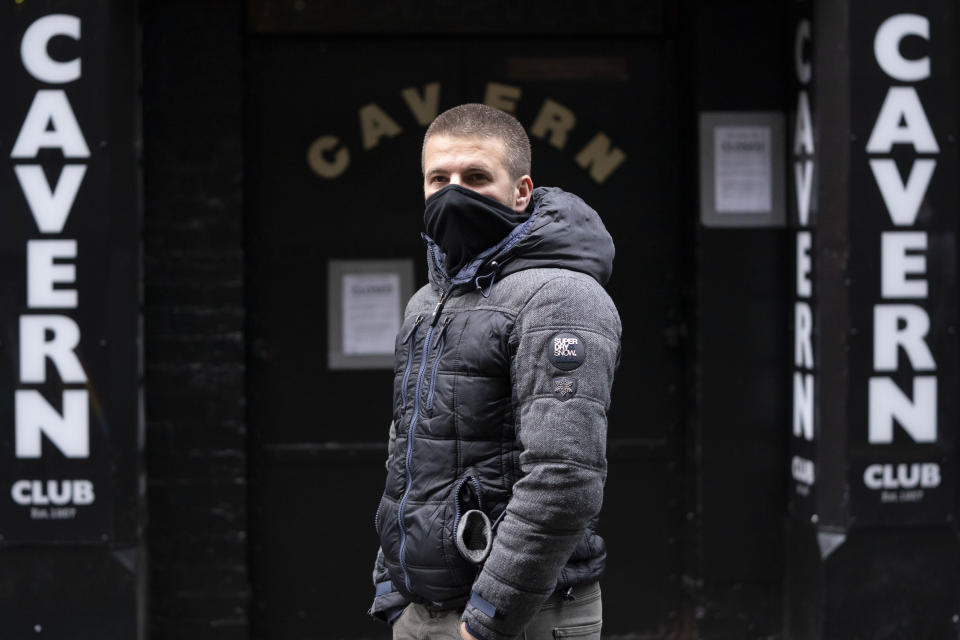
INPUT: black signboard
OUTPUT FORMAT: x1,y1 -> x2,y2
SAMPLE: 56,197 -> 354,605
0,2 -> 140,543
847,0 -> 957,524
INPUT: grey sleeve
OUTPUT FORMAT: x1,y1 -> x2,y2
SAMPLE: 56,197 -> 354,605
368,421 -> 410,623
461,276 -> 621,640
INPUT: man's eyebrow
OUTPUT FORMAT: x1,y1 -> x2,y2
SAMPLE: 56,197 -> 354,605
425,163 -> 494,179
462,164 -> 493,174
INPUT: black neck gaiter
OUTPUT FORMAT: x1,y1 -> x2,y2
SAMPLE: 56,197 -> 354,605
424,184 -> 526,276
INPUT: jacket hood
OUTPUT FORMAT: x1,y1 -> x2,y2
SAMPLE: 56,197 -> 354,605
424,186 -> 615,292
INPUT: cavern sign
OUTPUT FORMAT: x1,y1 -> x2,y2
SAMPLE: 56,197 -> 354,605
850,6 -> 956,523
788,8 -> 818,518
1,8 -> 139,542
306,81 -> 627,184
788,3 -> 957,525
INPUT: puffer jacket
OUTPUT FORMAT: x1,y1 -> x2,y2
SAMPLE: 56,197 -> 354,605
370,186 -> 621,640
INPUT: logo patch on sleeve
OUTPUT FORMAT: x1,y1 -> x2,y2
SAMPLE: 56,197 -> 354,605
549,332 -> 585,371
553,377 -> 577,401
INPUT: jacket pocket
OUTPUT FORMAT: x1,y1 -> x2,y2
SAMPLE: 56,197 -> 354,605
452,472 -> 492,564
452,472 -> 484,534
552,621 -> 602,639
398,315 -> 423,412
441,471 -> 486,580
426,316 -> 452,410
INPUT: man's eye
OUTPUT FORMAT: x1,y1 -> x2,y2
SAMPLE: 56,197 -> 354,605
468,174 -> 489,183
431,176 -> 447,183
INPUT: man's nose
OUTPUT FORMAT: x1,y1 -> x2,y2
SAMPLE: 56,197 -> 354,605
449,174 -> 462,186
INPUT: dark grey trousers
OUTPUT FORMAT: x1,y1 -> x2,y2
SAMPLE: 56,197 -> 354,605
392,582 -> 602,640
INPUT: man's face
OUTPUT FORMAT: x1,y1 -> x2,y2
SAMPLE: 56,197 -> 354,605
422,134 -> 531,213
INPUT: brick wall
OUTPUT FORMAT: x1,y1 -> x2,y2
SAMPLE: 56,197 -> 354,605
141,1 -> 249,637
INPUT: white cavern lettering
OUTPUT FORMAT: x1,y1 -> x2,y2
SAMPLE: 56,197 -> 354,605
27,239 -> 78,309
13,14 -> 90,462
794,302 -> 813,368
794,19 -> 812,85
793,372 -> 814,441
790,18 -> 816,451
794,159 -> 814,226
11,90 -> 90,159
14,164 -> 87,233
795,231 -> 812,298
880,231 -> 927,299
868,158 -> 935,226
868,376 -> 936,444
15,389 -> 89,458
20,14 -> 81,84
867,13 -> 939,451
873,14 -> 930,82
793,91 -> 815,155
866,87 -> 938,154
873,305 -> 935,372
19,315 -> 87,384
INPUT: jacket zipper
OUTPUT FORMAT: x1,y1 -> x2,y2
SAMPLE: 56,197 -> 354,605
399,315 -> 423,409
430,289 -> 450,326
426,316 -> 452,410
398,290 -> 450,593
452,475 -> 485,535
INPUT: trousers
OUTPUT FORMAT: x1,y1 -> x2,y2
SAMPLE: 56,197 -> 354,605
392,582 -> 602,640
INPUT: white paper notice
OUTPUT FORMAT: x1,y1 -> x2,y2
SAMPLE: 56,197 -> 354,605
714,126 -> 772,213
342,273 -> 401,355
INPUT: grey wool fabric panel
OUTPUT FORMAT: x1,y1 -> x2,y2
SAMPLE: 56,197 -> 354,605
461,270 -> 621,640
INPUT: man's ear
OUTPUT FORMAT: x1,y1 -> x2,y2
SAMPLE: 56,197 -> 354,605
513,175 -> 534,213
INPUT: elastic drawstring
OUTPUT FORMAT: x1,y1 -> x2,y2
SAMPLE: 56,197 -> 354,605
490,509 -> 507,533
475,261 -> 501,298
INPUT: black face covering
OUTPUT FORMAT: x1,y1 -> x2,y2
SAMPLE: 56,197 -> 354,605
424,184 -> 526,276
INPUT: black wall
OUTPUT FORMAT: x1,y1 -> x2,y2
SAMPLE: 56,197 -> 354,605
687,0 -> 790,637
142,1 -> 250,638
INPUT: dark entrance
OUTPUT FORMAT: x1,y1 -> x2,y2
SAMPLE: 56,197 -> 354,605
245,19 -> 687,640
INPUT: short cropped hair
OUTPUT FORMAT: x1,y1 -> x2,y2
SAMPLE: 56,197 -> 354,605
423,103 -> 532,180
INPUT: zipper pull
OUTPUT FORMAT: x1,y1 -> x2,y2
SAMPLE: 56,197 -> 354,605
401,315 -> 424,343
430,290 -> 449,327
433,315 -> 453,347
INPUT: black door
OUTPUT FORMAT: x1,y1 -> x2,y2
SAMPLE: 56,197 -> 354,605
245,30 -> 687,638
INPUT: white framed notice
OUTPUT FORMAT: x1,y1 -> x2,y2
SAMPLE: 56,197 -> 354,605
699,112 -> 786,227
327,259 -> 415,369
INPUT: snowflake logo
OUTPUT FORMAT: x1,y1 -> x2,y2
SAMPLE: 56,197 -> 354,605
555,378 -> 575,397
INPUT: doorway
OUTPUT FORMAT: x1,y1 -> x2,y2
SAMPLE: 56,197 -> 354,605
244,33 -> 688,638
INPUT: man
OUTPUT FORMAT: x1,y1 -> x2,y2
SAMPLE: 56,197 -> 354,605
369,103 -> 621,640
